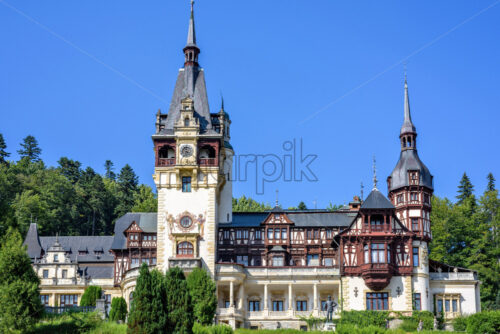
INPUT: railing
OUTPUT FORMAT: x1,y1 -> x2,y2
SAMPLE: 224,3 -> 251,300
430,272 -> 476,280
247,311 -> 263,319
198,158 -> 217,166
158,158 -> 175,166
169,257 -> 201,270
268,311 -> 288,317
44,306 -> 95,314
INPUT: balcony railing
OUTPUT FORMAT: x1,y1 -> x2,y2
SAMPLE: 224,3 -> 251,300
198,158 -> 217,166
158,158 -> 175,167
169,257 -> 201,270
430,272 -> 476,281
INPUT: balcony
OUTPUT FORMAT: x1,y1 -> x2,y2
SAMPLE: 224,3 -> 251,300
158,158 -> 175,167
198,158 -> 217,166
168,257 -> 201,271
360,263 -> 395,290
430,272 -> 477,281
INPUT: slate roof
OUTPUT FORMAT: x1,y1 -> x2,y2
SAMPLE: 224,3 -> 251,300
23,223 -> 43,259
111,212 -> 158,250
389,149 -> 433,191
39,236 -> 114,263
361,189 -> 395,209
78,266 -> 114,279
219,211 -> 356,228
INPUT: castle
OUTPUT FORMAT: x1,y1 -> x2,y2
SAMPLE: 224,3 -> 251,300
23,3 -> 480,330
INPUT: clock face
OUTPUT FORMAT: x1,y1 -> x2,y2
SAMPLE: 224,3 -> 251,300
180,216 -> 192,228
180,145 -> 193,158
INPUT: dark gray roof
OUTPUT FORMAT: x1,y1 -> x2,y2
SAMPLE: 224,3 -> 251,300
221,211 -> 356,228
78,266 -> 114,279
39,236 -> 114,263
111,212 -> 158,250
388,149 -> 433,191
361,189 -> 395,209
23,223 -> 42,259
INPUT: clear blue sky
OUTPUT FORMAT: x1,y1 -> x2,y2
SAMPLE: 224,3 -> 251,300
1,1 -> 499,208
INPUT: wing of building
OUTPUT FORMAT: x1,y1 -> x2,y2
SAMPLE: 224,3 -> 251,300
24,2 -> 480,330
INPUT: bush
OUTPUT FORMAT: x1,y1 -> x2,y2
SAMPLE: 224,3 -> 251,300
109,297 -> 127,322
452,315 -> 468,331
338,310 -> 389,328
80,286 -> 103,307
187,268 -> 217,325
399,310 -> 434,331
464,310 -> 500,334
193,322 -> 233,334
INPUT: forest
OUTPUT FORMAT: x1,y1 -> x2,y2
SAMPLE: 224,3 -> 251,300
0,133 -> 498,310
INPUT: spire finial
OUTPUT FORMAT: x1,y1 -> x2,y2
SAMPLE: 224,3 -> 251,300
275,189 -> 279,207
400,72 -> 416,135
372,156 -> 378,190
360,181 -> 364,200
220,92 -> 225,111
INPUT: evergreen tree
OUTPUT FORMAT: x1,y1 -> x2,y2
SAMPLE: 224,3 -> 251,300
127,263 -> 155,333
0,133 -> 10,164
116,164 -> 139,218
17,135 -> 42,163
150,269 -> 168,332
232,195 -> 272,212
165,267 -> 193,334
132,184 -> 158,213
109,297 -> 128,322
58,157 -> 82,184
487,173 -> 496,192
297,201 -> 307,210
186,267 -> 217,325
80,285 -> 102,306
457,172 -> 474,204
105,160 -> 116,180
0,228 -> 43,332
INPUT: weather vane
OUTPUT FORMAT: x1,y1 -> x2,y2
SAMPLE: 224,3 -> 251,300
372,156 -> 378,190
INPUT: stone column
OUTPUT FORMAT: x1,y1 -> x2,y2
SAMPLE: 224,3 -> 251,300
313,283 -> 318,311
288,283 -> 293,310
238,283 -> 244,310
229,281 -> 234,307
264,283 -> 268,311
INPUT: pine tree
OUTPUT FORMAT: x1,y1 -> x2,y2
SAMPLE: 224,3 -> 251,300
165,267 -> 193,334
0,228 -> 43,332
456,172 -> 474,204
17,135 -> 42,163
58,157 -> 82,184
109,297 -> 128,322
127,262 -> 155,333
80,285 -> 102,306
0,133 -> 10,164
487,173 -> 496,192
297,201 -> 307,210
150,269 -> 168,332
186,267 -> 217,325
104,160 -> 116,180
132,185 -> 158,213
116,164 -> 139,218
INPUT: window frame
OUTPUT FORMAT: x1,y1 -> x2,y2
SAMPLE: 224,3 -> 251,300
366,292 -> 389,310
182,176 -> 192,192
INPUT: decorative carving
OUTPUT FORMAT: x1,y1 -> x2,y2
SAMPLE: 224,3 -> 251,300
197,214 -> 206,238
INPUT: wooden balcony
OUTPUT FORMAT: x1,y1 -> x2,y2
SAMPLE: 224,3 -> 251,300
359,263 -> 396,291
157,158 -> 175,167
198,158 -> 217,166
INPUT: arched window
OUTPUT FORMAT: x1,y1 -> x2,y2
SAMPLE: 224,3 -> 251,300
199,145 -> 216,159
184,118 -> 190,126
177,241 -> 194,257
159,146 -> 175,159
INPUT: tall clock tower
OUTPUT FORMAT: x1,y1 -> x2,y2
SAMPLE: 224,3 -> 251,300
152,2 -> 233,276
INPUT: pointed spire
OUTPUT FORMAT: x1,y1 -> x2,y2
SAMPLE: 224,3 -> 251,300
401,74 -> 416,135
372,156 -> 378,190
186,0 -> 197,46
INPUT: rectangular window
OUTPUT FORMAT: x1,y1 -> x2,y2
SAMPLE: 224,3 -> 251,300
281,228 -> 287,240
314,229 -> 320,238
452,299 -> 458,312
424,194 -> 430,204
296,300 -> 307,311
182,176 -> 191,192
248,300 -> 260,311
236,256 -> 248,266
43,270 -> 49,278
151,257 -> 157,265
437,299 -> 443,313
54,254 -> 59,263
413,247 -> 419,267
268,228 -> 273,240
272,257 -> 284,266
307,230 -> 312,239
273,300 -> 284,311
324,258 -> 333,267
397,194 -> 404,204
60,294 -> 78,307
255,230 -> 261,240
131,258 -> 139,268
224,300 -> 230,308
371,243 -> 385,263
62,269 -> 67,279
412,218 -> 419,231
307,254 -> 319,266
366,292 -> 389,310
251,256 -> 261,266
40,295 -> 49,306
326,229 -> 332,238
275,229 -> 280,239
223,230 -> 230,239
413,293 -> 421,310
410,192 -> 418,201
236,230 -> 242,239
445,300 -> 450,312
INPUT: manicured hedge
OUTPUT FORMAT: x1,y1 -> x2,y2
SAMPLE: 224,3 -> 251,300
452,310 -> 500,334
337,310 -> 390,328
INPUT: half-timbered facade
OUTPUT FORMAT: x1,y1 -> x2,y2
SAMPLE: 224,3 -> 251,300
24,2 -> 481,330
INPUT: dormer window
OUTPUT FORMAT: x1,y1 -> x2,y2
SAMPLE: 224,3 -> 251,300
397,194 -> 404,204
54,254 -> 59,263
184,117 -> 189,126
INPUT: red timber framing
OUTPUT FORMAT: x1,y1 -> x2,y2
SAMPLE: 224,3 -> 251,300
216,212 -> 342,268
197,140 -> 220,166
112,221 -> 157,285
336,208 -> 414,291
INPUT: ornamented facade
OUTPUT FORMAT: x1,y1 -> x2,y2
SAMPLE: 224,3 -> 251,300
24,3 -> 481,329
